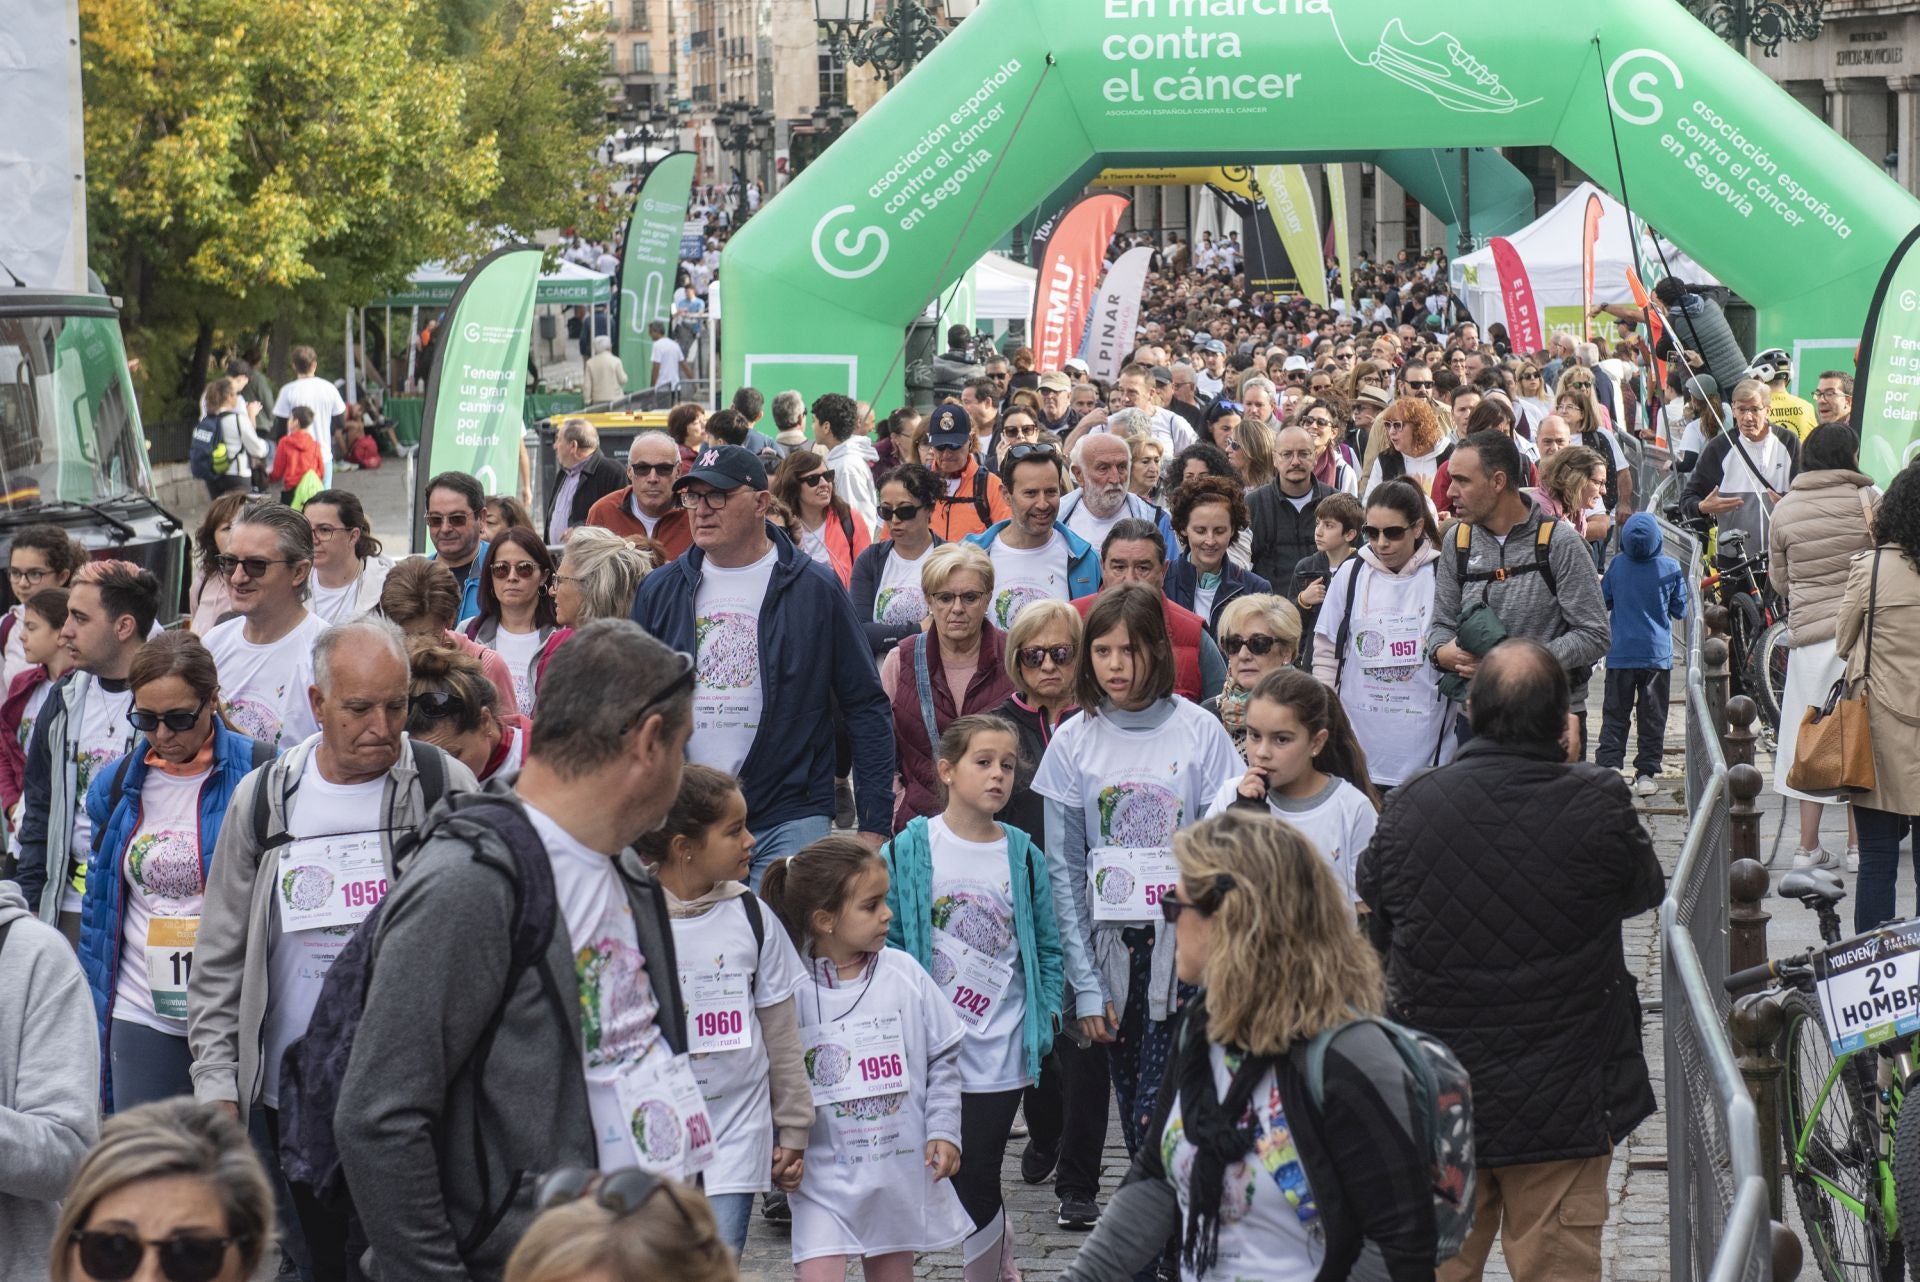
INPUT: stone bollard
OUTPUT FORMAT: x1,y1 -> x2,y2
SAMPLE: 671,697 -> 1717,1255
1772,1220 -> 1804,1282
1729,762 -> 1765,866
1724,695 -> 1758,771
1703,635 -> 1731,747
1730,991 -> 1787,1220
1729,856 -> 1772,982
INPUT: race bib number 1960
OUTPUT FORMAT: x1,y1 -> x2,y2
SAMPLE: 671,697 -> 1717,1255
681,969 -> 754,1054
1814,922 -> 1920,1056
1087,847 -> 1180,924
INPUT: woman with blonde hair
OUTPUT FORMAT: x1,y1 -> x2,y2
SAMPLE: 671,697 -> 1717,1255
1202,592 -> 1302,758
1062,811 -> 1436,1282
1528,444 -> 1610,542
1362,395 -> 1450,499
1226,413 -> 1278,492
879,541 -> 1013,827
506,1168 -> 736,1282
550,525 -> 652,627
52,1098 -> 273,1282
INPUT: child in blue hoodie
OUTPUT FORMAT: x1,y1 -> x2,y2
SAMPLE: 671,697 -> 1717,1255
1599,511 -> 1688,794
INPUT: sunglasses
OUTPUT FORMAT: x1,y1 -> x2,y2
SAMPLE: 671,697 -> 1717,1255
409,689 -> 467,720
1002,423 -> 1040,438
876,503 -> 923,522
214,555 -> 295,579
1017,644 -> 1075,669
535,1167 -> 703,1239
930,590 -> 986,608
1566,379 -> 1594,389
1159,873 -> 1237,925
127,699 -> 209,733
803,470 -> 836,487
629,461 -> 676,477
425,512 -> 472,529
1219,633 -> 1282,656
1404,380 -> 1434,390
68,1229 -> 243,1282
490,560 -> 543,580
1362,523 -> 1411,542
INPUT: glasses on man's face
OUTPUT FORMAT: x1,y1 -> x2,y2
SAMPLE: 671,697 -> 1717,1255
1017,644 -> 1075,669
678,487 -> 739,511
1276,449 -> 1316,462
67,1228 -> 241,1282
1404,380 -> 1434,391
1219,633 -> 1282,657
491,560 -> 542,581
425,511 -> 472,530
876,503 -> 923,523
128,699 -> 209,734
215,555 -> 294,580
1284,371 -> 1306,384
1362,523 -> 1411,543
930,590 -> 986,608
803,470 -> 836,488
988,371 -> 1009,382
629,461 -> 676,478
7,566 -> 50,586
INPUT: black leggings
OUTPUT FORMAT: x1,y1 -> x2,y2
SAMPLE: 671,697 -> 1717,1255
954,1088 -> 1024,1230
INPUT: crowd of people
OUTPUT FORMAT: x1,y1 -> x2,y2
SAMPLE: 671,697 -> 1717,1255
1,226 -> 1912,1282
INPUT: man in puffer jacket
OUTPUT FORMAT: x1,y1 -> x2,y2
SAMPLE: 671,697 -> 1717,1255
1358,640 -> 1664,1282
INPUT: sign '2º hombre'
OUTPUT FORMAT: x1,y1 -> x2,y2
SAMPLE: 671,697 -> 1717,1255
1814,921 -> 1920,1056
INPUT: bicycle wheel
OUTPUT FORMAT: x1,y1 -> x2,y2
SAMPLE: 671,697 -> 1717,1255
1745,617 -> 1790,732
1891,1068 -> 1920,1282
1727,593 -> 1764,701
1781,990 -> 1897,1280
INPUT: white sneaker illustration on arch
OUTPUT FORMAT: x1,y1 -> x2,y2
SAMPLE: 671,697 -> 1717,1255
1366,18 -> 1538,114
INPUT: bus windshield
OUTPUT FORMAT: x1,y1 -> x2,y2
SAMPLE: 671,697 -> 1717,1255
0,311 -> 150,507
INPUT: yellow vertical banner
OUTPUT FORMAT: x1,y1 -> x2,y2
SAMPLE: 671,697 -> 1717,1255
1257,165 -> 1327,308
1328,164 -> 1355,315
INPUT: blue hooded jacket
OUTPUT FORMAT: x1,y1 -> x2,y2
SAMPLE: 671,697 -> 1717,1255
964,520 -> 1102,604
631,525 -> 895,836
1601,512 -> 1687,669
76,720 -> 274,1109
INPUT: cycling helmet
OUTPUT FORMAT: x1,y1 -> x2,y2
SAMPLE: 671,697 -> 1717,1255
1744,347 -> 1792,384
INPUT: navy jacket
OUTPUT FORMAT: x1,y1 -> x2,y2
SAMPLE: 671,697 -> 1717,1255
631,527 -> 895,836
1162,559 -> 1272,637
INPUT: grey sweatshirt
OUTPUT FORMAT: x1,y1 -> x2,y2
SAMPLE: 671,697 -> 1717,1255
1428,500 -> 1611,714
0,881 -> 99,1282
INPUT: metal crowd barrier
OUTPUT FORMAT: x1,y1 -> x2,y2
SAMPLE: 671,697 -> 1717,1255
1658,516 -> 1772,1282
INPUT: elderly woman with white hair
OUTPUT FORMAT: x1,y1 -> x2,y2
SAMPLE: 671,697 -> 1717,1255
879,542 -> 1016,828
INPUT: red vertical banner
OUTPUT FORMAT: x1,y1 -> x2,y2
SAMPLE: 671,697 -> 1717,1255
1626,266 -> 1668,438
1031,193 -> 1129,372
1488,236 -> 1542,355
1581,194 -> 1603,343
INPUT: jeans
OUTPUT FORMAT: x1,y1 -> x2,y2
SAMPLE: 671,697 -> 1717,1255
1595,667 -> 1671,778
1022,1031 -> 1111,1199
748,815 -> 832,891
1853,806 -> 1920,934
707,1192 -> 754,1257
109,1019 -> 195,1113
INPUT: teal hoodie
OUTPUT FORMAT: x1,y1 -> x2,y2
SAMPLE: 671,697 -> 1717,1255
883,815 -> 1064,1082
964,520 -> 1102,603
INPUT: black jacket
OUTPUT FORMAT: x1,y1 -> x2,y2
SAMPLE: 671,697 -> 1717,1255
994,694 -> 1077,844
1356,737 -> 1664,1166
545,453 -> 626,535
1248,479 -> 1336,590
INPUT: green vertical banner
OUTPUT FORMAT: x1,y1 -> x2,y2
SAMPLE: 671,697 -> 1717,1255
1851,223 -> 1920,484
1258,164 -> 1328,307
412,245 -> 542,553
1327,164 -> 1354,314
619,153 -> 697,393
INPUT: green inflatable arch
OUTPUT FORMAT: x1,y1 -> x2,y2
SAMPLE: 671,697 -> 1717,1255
721,0 -> 1920,409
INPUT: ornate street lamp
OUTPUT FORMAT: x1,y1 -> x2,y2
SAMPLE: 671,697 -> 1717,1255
814,0 -> 970,87
1680,0 -> 1823,56
715,101 -> 777,219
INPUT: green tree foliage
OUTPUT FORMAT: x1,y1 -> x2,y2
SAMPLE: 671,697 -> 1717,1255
81,0 -> 612,416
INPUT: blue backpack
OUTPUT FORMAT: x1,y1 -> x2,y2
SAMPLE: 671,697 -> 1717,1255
188,414 -> 231,482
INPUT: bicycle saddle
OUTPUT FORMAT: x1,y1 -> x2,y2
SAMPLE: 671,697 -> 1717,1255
1779,868 -> 1846,904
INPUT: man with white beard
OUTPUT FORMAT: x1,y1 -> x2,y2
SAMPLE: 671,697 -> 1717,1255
1058,423 -> 1174,553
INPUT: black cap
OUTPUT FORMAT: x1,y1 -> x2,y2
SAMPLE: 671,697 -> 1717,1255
674,443 -> 768,493
924,403 -> 973,449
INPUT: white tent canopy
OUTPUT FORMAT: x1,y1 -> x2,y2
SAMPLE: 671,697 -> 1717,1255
613,143 -> 676,166
974,252 -> 1036,321
1451,182 -> 1716,341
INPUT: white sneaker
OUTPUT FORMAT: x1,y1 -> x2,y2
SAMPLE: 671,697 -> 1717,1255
1792,847 -> 1839,871
1633,776 -> 1660,797
1848,846 -> 1861,873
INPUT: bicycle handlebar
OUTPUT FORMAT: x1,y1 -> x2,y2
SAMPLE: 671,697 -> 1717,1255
1724,951 -> 1815,994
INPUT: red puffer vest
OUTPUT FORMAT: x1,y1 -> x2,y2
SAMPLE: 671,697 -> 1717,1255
890,627 -> 1016,830
1073,593 -> 1205,702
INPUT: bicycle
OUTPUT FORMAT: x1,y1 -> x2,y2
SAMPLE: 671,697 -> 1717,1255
1724,869 -> 1920,1281
1673,514 -> 1790,730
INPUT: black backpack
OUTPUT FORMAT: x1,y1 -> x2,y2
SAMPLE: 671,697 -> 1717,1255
935,467 -> 992,529
188,414 -> 231,482
273,773 -> 549,1224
